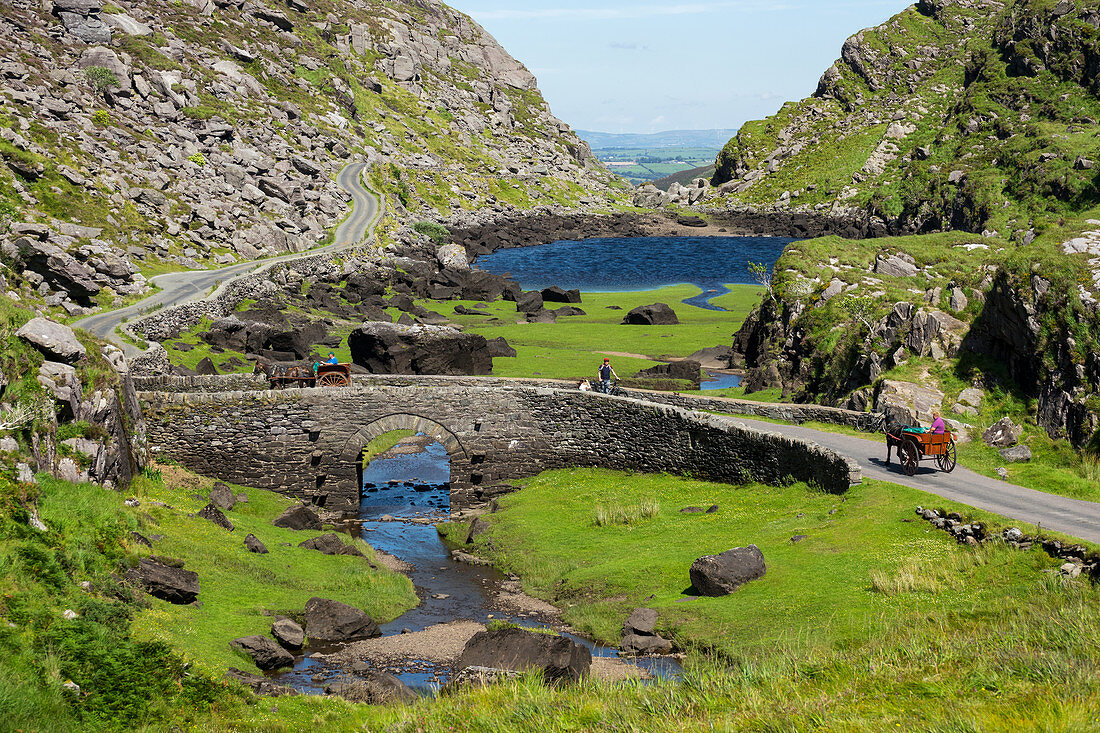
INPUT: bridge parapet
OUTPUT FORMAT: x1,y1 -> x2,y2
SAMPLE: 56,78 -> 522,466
136,378 -> 861,512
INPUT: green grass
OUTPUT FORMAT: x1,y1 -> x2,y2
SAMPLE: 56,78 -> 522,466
441,469 -> 1086,656
125,464 -> 416,676
418,284 -> 763,381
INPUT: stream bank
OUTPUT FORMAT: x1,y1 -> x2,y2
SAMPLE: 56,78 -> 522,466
274,435 -> 681,696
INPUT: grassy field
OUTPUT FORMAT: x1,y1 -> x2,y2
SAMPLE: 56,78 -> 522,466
419,284 -> 763,381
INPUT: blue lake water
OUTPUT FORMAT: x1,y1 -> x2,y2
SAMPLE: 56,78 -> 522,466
473,236 -> 793,310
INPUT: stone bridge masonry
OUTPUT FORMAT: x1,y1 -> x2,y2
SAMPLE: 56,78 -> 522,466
135,375 -> 862,512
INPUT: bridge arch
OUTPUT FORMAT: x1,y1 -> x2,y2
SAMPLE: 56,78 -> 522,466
338,413 -> 471,507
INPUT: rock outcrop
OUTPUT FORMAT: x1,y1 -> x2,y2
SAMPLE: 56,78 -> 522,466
457,626 -> 591,683
348,322 -> 491,376
689,545 -> 767,597
303,597 -> 381,643
126,558 -> 199,604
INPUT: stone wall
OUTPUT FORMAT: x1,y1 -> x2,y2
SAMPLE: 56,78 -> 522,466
136,376 -> 861,512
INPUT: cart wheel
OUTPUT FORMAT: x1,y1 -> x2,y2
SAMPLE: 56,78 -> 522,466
900,438 -> 920,476
317,372 -> 348,387
937,441 -> 957,473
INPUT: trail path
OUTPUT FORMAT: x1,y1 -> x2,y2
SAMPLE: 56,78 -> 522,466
74,162 -> 381,357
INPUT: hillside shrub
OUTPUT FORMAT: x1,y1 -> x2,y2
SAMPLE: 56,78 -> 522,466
187,152 -> 206,167
83,66 -> 119,95
91,110 -> 109,127
413,220 -> 449,244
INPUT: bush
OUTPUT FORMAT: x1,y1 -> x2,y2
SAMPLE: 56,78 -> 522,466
187,153 -> 206,167
91,110 -> 109,127
83,66 -> 119,95
413,220 -> 449,245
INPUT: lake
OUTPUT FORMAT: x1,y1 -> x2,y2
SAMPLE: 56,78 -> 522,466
472,235 -> 793,310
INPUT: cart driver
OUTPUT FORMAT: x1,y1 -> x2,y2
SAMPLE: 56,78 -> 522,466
930,411 -> 945,434
325,352 -> 339,365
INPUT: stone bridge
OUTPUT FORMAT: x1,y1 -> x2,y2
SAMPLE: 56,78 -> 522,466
134,375 -> 862,512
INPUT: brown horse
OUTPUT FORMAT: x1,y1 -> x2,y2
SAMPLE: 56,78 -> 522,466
252,360 -> 312,389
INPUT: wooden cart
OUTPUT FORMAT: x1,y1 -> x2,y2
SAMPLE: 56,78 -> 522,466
314,362 -> 351,387
896,429 -> 957,476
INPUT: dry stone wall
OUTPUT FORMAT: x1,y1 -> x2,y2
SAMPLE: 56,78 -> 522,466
135,376 -> 860,511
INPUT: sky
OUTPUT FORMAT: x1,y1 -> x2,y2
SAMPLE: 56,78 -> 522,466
446,0 -> 911,134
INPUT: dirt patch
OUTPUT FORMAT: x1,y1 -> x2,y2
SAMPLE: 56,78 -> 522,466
373,549 -> 414,574
326,620 -> 486,667
495,579 -> 561,619
591,657 -> 653,681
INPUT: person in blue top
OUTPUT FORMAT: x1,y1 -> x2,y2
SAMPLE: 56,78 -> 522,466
325,352 -> 339,365
597,357 -> 618,393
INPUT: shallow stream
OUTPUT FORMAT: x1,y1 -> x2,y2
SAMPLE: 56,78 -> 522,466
274,438 -> 681,695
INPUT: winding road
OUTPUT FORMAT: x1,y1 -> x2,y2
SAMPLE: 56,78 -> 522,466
724,415 -> 1100,544
69,167 -> 1100,543
74,162 -> 381,357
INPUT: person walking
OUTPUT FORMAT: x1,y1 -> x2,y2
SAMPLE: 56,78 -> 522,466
597,357 -> 618,394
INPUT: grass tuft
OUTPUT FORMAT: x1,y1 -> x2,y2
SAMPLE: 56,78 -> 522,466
594,498 -> 659,526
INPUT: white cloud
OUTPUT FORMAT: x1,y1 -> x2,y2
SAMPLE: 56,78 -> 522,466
470,2 -> 800,21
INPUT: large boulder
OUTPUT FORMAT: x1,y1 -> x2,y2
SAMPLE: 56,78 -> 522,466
244,533 -> 269,554
325,673 -> 416,705
621,303 -> 679,325
874,253 -> 919,278
458,626 -> 591,683
486,337 -> 517,358
125,558 -> 199,604
298,533 -> 365,557
620,608 -> 673,655
16,318 -> 86,364
230,635 -> 295,671
984,417 -> 1023,448
515,290 -> 544,314
689,545 -> 766,597
303,597 -> 380,642
272,504 -> 321,531
348,322 -> 491,376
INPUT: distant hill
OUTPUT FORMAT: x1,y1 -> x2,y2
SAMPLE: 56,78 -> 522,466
577,129 -> 739,150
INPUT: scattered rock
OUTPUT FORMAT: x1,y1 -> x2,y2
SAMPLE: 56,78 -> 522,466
303,597 -> 381,642
271,617 -> 305,650
486,336 -> 517,358
16,318 -> 86,364
983,417 -> 1022,448
466,517 -> 490,544
198,503 -> 234,531
225,668 -> 296,697
999,445 -> 1032,463
540,286 -> 581,304
349,322 -> 491,376
457,626 -> 591,683
209,482 -> 237,510
125,558 -> 199,604
620,608 -> 673,655
689,545 -> 766,597
272,504 -> 321,531
231,635 -> 295,671
621,303 -> 679,325
325,673 -> 416,705
299,533 -> 365,557
244,533 -> 269,554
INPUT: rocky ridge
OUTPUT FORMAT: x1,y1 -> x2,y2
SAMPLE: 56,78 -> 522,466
0,0 -> 621,322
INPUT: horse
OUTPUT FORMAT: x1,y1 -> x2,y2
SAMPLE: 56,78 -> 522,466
252,360 -> 311,389
884,420 -> 908,465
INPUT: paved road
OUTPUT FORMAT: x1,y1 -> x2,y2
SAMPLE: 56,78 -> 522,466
727,415 -> 1100,544
74,162 -> 380,357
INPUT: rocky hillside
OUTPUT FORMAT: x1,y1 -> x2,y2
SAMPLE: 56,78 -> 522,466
719,0 -> 1100,450
0,0 -> 621,322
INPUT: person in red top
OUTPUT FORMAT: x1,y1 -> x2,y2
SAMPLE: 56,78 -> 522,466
930,411 -> 946,434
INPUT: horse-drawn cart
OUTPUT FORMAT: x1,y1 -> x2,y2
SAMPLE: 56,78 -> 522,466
254,361 -> 351,389
890,427 -> 957,476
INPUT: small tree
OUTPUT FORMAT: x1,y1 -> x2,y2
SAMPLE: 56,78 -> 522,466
747,260 -> 772,291
83,66 -> 119,96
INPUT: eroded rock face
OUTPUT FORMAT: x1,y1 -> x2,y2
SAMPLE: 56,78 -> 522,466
689,545 -> 766,597
348,322 -> 491,376
876,380 -> 945,424
303,597 -> 380,642
457,627 -> 591,683
622,303 -> 679,325
125,558 -> 199,604
230,635 -> 295,671
983,416 -> 1022,448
